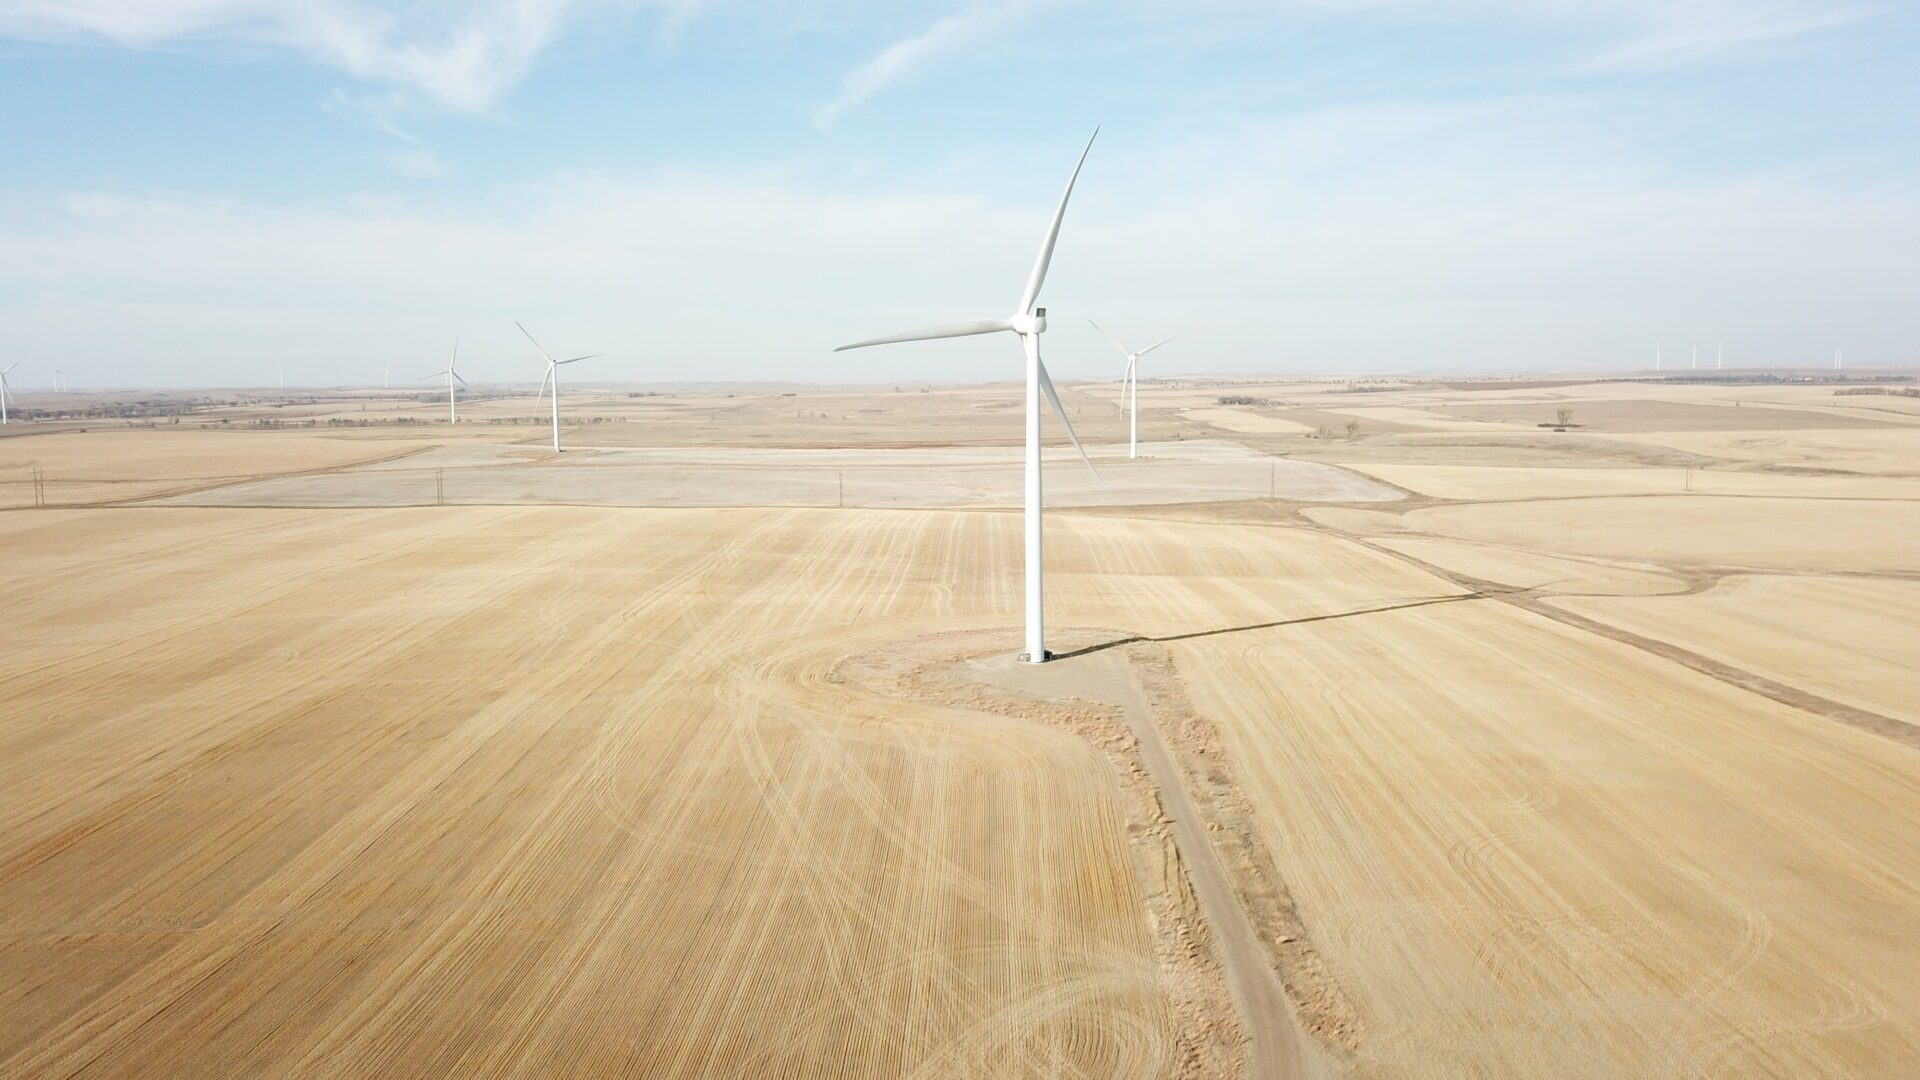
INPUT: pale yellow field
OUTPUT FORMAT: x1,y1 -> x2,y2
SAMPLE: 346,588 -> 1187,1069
1554,575 -> 1920,726
1179,408 -> 1315,435
1346,462 -> 1920,501
6,376 -> 1920,1079
0,428 -> 426,507
1404,496 -> 1920,573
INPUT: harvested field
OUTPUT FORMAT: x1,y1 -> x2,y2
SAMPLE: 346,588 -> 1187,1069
0,428 -> 423,507
0,507 -> 1181,1077
1435,398 -> 1910,431
1343,463 -> 1920,501
1370,536 -> 1686,596
1172,593 -> 1920,1078
143,439 -> 1402,509
1404,496 -> 1920,573
9,376 -> 1920,1079
1553,575 -> 1920,726
1181,408 -> 1316,436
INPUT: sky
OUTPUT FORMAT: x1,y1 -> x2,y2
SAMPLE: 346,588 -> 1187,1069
1,0 -> 1917,388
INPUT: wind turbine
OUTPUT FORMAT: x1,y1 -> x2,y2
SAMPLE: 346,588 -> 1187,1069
1834,347 -> 1844,371
1,360 -> 18,424
420,340 -> 466,423
516,321 -> 601,453
1717,343 -> 1724,370
1691,343 -> 1698,371
383,361 -> 390,389
1088,321 -> 1177,459
1656,343 -> 1663,372
835,128 -> 1101,664
52,366 -> 65,394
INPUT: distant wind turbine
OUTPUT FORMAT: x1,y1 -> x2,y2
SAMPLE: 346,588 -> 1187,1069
1691,343 -> 1698,371
1717,343 -> 1724,370
420,340 -> 466,423
53,366 -> 65,394
517,321 -> 601,453
1656,343 -> 1663,372
835,128 -> 1102,664
1835,347 -> 1844,371
383,361 -> 390,389
1,359 -> 18,424
1089,321 -> 1177,460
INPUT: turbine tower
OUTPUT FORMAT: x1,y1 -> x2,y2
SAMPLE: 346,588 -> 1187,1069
836,128 -> 1101,664
1691,343 -> 1698,371
53,366 -> 65,394
1835,348 -> 1844,371
420,340 -> 466,423
517,321 -> 601,454
1089,320 -> 1178,460
1656,343 -> 1663,372
0,360 -> 18,424
1717,343 -> 1724,370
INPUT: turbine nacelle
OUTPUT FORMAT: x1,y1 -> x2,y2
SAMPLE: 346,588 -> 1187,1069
1010,309 -> 1048,336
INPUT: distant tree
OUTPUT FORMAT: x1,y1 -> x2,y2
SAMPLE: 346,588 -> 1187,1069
1315,425 -> 1334,440
1555,407 -> 1574,429
1345,419 -> 1360,440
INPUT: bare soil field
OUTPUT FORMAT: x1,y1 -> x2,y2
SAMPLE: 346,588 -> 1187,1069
144,439 -> 1399,510
0,428 -> 426,507
5,373 -> 1920,1078
1435,397 -> 1911,431
1402,496 -> 1920,573
1553,575 -> 1920,726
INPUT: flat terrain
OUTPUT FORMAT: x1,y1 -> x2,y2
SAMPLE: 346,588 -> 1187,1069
4,373 -> 1919,1077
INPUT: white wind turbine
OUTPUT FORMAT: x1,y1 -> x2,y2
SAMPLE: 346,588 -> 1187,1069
1,359 -> 18,424
1656,343 -> 1663,372
1834,347 -> 1844,371
517,321 -> 601,453
420,340 -> 466,423
1088,320 -> 1177,459
52,366 -> 65,394
835,128 -> 1102,664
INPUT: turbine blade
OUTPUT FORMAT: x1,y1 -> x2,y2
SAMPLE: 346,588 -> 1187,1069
1037,356 -> 1100,483
1016,127 -> 1098,316
515,321 -> 554,364
556,353 -> 601,365
454,372 -> 470,387
536,368 -> 553,402
418,370 -> 449,380
1136,333 -> 1180,357
1087,319 -> 1130,359
834,319 -> 1014,352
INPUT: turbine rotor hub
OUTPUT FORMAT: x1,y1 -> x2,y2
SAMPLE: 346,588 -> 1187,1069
1011,308 -> 1048,336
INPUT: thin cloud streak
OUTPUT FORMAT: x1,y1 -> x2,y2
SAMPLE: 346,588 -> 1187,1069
0,0 -> 672,111
814,4 -> 1023,128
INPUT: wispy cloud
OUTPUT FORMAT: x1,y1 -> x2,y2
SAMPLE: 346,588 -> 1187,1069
0,0 -> 676,111
814,4 -> 1022,129
1579,1 -> 1875,70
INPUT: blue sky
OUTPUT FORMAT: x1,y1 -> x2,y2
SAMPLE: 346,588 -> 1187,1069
1,0 -> 1917,387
